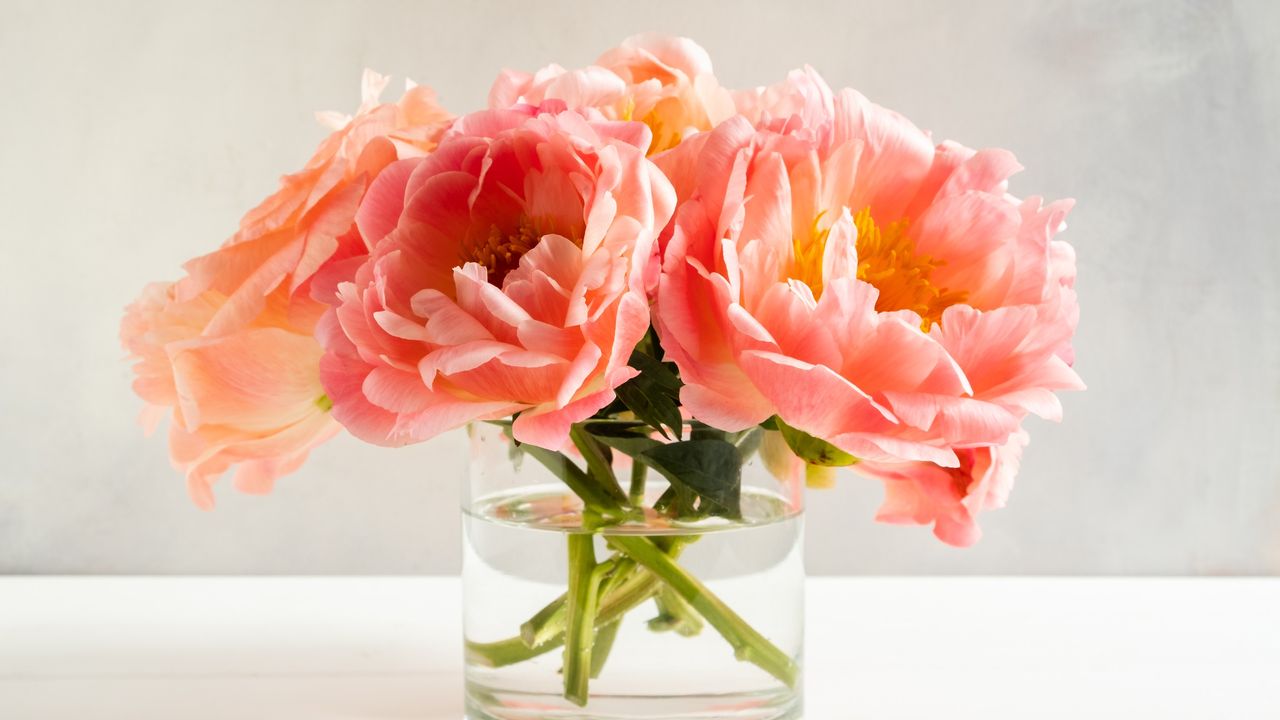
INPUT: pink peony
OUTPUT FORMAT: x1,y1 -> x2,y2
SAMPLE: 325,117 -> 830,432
121,71 -> 453,508
317,103 -> 675,451
654,69 -> 1082,544
855,430 -> 1028,547
489,34 -> 735,155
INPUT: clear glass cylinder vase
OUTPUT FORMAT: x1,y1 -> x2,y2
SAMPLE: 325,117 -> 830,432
462,422 -> 805,720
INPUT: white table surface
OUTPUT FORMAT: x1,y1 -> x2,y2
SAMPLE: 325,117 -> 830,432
1,577 -> 1276,719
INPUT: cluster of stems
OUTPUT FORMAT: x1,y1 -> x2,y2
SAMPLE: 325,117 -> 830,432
467,422 -> 798,706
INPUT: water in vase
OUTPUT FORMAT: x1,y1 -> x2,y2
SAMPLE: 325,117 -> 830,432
463,482 -> 804,720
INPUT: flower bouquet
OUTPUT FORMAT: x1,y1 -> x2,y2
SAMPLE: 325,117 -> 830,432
123,34 -> 1081,720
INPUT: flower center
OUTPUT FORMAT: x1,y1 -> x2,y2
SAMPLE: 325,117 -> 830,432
853,208 -> 966,330
621,97 -> 683,155
640,107 -> 683,155
792,207 -> 966,330
466,216 -> 542,287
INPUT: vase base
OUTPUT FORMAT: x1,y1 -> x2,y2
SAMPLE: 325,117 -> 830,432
466,682 -> 802,720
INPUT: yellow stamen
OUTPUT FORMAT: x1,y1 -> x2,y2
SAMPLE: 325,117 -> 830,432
791,207 -> 966,330
791,211 -> 832,298
639,106 -> 683,155
466,216 -> 542,286
852,208 -> 966,330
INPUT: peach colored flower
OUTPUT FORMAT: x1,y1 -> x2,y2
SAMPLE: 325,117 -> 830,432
122,71 -> 452,508
489,34 -> 735,155
654,69 -> 1082,543
856,431 -> 1028,547
318,103 -> 675,451
122,282 -> 340,509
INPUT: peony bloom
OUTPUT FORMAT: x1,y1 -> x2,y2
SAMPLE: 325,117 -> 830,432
489,33 -> 735,155
121,71 -> 453,508
654,69 -> 1082,544
318,103 -> 675,451
856,431 -> 1028,547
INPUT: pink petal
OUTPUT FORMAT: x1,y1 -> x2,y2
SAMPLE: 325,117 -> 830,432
555,341 -> 603,408
363,366 -> 438,413
511,386 -> 618,451
389,399 -> 523,445
418,340 -> 520,388
319,350 -> 400,446
355,158 -> 419,247
832,88 -> 934,220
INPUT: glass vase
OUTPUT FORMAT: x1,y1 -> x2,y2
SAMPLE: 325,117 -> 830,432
462,422 -> 805,720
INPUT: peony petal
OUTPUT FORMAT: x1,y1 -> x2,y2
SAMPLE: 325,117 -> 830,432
320,350 -> 399,446
355,158 -> 419,247
389,399 -> 524,445
556,341 -> 603,408
230,414 -> 341,494
832,88 -> 934,220
511,386 -> 618,451
168,328 -> 324,432
679,381 -> 774,432
373,310 -> 429,341
289,177 -> 367,293
363,366 -> 438,413
418,340 -> 521,388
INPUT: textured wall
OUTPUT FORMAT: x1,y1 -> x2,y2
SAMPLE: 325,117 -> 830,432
2,0 -> 1277,575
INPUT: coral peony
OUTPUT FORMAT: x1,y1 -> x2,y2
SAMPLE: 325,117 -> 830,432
654,69 -> 1082,543
318,103 -> 675,451
121,72 -> 452,508
489,33 -> 735,155
856,430 -> 1029,547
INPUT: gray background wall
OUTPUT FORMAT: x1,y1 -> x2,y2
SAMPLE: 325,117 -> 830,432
2,0 -> 1277,575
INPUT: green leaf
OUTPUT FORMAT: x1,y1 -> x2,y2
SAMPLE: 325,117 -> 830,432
776,418 -> 858,467
615,378 -> 683,440
613,349 -> 683,439
581,419 -> 651,432
640,439 -> 742,518
583,421 -> 664,457
628,350 -> 682,392
592,430 -> 663,458
652,482 -> 698,518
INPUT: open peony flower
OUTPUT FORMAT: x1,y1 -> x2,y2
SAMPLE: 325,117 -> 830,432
317,102 -> 675,451
121,71 -> 453,508
654,69 -> 1082,544
489,33 -> 735,155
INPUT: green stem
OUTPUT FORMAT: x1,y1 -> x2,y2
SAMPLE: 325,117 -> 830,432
520,555 -> 632,648
589,620 -> 621,679
628,461 -> 647,506
520,594 -> 567,650
608,535 -> 798,689
466,554 -> 663,668
471,429 -> 794,704
521,444 -> 625,519
518,539 -> 689,653
649,585 -> 704,637
569,424 -> 630,507
587,551 -> 643,679
563,534 -> 603,706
